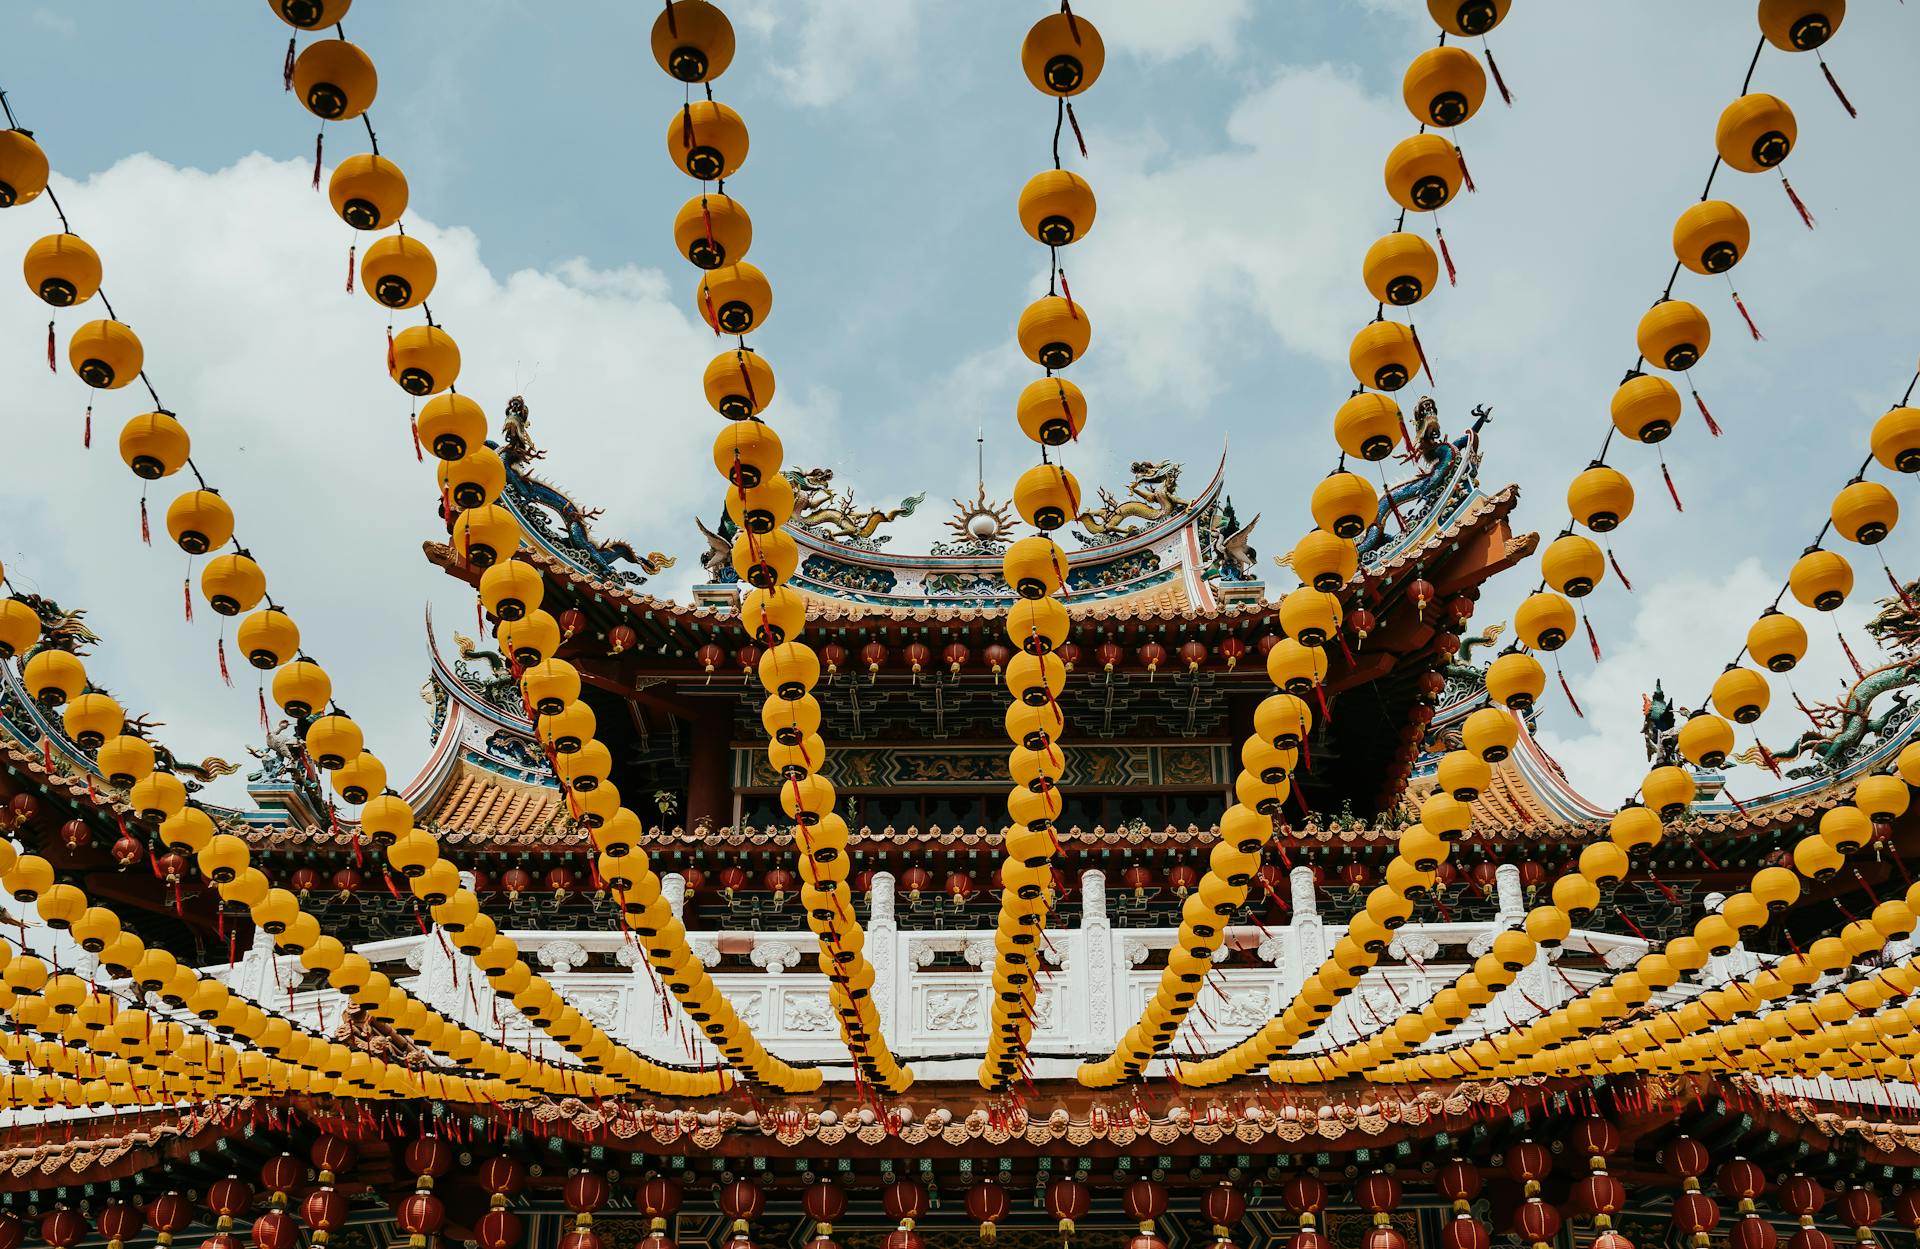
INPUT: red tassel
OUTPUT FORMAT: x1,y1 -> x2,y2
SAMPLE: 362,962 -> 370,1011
1398,413 -> 1416,456
1065,101 -> 1087,157
345,243 -> 355,294
1889,564 -> 1918,613
46,320 -> 55,373
1692,387 -> 1722,437
139,496 -> 151,545
42,738 -> 53,773
1725,789 -> 1749,818
1820,58 -> 1857,117
1730,289 -> 1763,341
662,0 -> 676,35
1585,615 -> 1602,662
1757,741 -> 1783,777
218,637 -> 232,687
312,130 -> 323,190
1454,145 -> 1476,193
259,687 -> 270,732
183,580 -> 194,623
1483,46 -> 1512,105
411,414 -> 423,462
1781,175 -> 1815,228
1839,629 -> 1867,679
386,324 -> 396,374
1607,547 -> 1633,591
82,403 -> 91,448
1557,664 -> 1586,716
1435,226 -> 1457,286
702,287 -> 720,334
1058,269 -> 1079,319
282,37 -> 296,90
1661,461 -> 1685,511
1061,0 -> 1080,43
1410,324 -> 1435,385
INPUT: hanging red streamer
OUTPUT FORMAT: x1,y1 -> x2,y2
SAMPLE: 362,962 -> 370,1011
1885,562 -> 1917,612
312,131 -> 324,190
1058,268 -> 1078,319
46,321 -> 55,373
1607,547 -> 1633,591
1435,226 -> 1457,286
1820,59 -> 1857,117
1660,461 -> 1684,511
1585,615 -> 1602,662
258,687 -> 270,732
1756,741 -> 1783,777
1781,175 -> 1815,228
1483,47 -> 1512,105
218,637 -> 232,687
1065,101 -> 1088,157
662,0 -> 677,36
386,324 -> 396,373
345,243 -> 355,293
1838,628 -> 1867,678
1687,387 -> 1721,437
411,414 -> 423,462
1454,146 -> 1476,193
139,496 -> 151,545
283,37 -> 296,90
81,403 -> 91,449
1731,289 -> 1763,340
1411,323 -> 1435,385
182,579 -> 194,623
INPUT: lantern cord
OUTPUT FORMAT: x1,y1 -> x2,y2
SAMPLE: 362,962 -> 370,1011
1819,57 -> 1857,118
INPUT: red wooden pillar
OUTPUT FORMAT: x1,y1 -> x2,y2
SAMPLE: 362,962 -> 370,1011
686,702 -> 733,831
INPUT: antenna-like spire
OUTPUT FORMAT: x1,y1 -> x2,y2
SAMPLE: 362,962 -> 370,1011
976,425 -> 986,495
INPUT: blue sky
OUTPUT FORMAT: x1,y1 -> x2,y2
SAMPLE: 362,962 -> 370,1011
3,1 -> 1918,807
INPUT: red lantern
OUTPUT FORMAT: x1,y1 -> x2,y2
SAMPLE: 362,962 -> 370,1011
209,1178 -> 256,1231
946,871 -> 976,904
1731,1219 -> 1779,1249
720,1180 -> 764,1225
1790,1231 -> 1835,1249
679,866 -> 706,896
884,1180 -> 928,1230
1055,640 -> 1080,671
1717,1160 -> 1766,1206
1356,1174 -> 1402,1214
260,1154 -> 303,1205
251,1211 -> 297,1249
942,642 -> 970,674
1202,1184 -> 1247,1237
332,866 -> 363,899
112,832 -> 145,867
300,1190 -> 348,1245
1047,1180 -> 1091,1238
900,865 -> 932,900
1256,633 -> 1282,656
546,864 -> 577,899
1179,640 -> 1208,672
1294,1233 -> 1331,1249
967,1182 -> 1011,1244
99,1205 -> 142,1249
560,1232 -> 602,1249
1284,1175 -> 1328,1220
475,1210 -> 524,1249
764,867 -> 796,904
903,641 -> 931,676
1512,1201 -> 1561,1249
1508,1140 -> 1552,1186
696,642 -> 726,677
803,1182 -> 847,1237
1137,641 -> 1167,676
1432,632 -> 1461,659
558,608 -> 587,640
1415,670 -> 1446,700
1219,636 -> 1247,669
735,643 -> 762,674
7,793 -> 40,829
501,866 -> 533,898
1896,1191 -> 1920,1231
1574,1176 -> 1627,1221
637,1177 -> 683,1236
860,641 -> 889,678
1125,1180 -> 1169,1230
0,1214 -> 22,1249
404,1137 -> 454,1181
1127,1236 -> 1168,1249
564,1172 -> 611,1225
606,623 -> 637,654
1441,1220 -> 1490,1249
1096,640 -> 1125,672
984,642 -> 1014,674
394,1193 -> 446,1248
883,1235 -> 923,1249
1255,861 -> 1287,902
1674,1194 -> 1723,1242
1363,1230 -> 1408,1249
1781,1176 -> 1828,1220
479,1156 -> 528,1208
1592,1232 -> 1635,1249
57,818 -> 89,850
1517,860 -> 1547,890
1406,577 -> 1436,617
1840,1191 -> 1882,1239
820,642 -> 848,676
1168,864 -> 1199,895
155,850 -> 190,884
1574,1117 -> 1622,1158
1121,863 -> 1157,900
288,865 -> 319,898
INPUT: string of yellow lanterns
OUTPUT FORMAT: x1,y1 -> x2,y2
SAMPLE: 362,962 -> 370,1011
1081,3 -> 1515,1090
1512,3 -> 1855,715
264,2 -> 793,1094
647,0 -> 907,1095
976,3 -> 1104,1093
3,88 -> 723,1100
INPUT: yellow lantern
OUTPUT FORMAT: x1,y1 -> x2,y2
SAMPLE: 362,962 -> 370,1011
1402,45 -> 1486,126
437,448 -> 507,511
96,733 -> 156,787
650,0 -> 735,82
1793,834 -> 1843,880
1265,638 -> 1327,694
1427,0 -> 1510,36
1710,665 -> 1770,724
1007,596 -> 1069,654
1758,1 -> 1845,51
1002,536 -> 1067,599
0,598 -> 41,660
62,692 -> 123,749
272,659 -> 332,718
327,154 -> 408,230
1715,94 -> 1797,172
1552,873 -> 1600,921
1462,705 -> 1518,762
703,347 -> 775,419
1542,533 -> 1605,598
1021,12 -> 1105,96
725,472 -> 795,534
1311,471 -> 1378,539
1514,591 -> 1576,651
1788,546 -> 1851,611
1279,587 -> 1340,647
235,608 -> 300,670
1636,299 -> 1711,372
1610,373 -> 1682,443
451,503 -> 522,568
479,559 -> 543,623
359,234 -> 435,309
1526,906 -> 1571,949
159,806 -> 215,855
129,772 -> 187,823
1819,804 -> 1871,853
165,489 -> 235,556
1333,391 -> 1403,460
1677,712 -> 1735,769
1437,749 -> 1491,801
1672,200 -> 1749,275
1384,134 -> 1460,212
1643,765 -> 1696,819
1485,652 -> 1545,711
1871,407 -> 1920,474
21,650 -> 85,706
1016,376 -> 1087,446
1362,232 -> 1439,307
1254,694 -> 1312,749
1017,295 -> 1091,369
521,658 -> 581,716
1831,479 -> 1898,545
669,100 -> 749,181
498,611 -> 560,667
68,319 -> 144,389
1013,462 -> 1082,532
1018,170 -> 1097,246
416,394 -> 485,462
1747,608 -> 1807,672
696,262 -> 772,334
23,234 -> 102,307
305,715 -> 363,770
390,325 -> 460,396
1567,463 -> 1634,533
1856,773 -> 1909,822
293,39 -> 377,120
0,128 -> 51,207
200,553 -> 266,616
1348,321 -> 1420,392
332,752 -> 385,806
732,527 -> 799,589
759,641 -> 821,700
1579,841 -> 1630,888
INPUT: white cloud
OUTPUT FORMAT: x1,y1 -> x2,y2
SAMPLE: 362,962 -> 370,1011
0,152 -> 732,804
1092,0 -> 1254,62
731,0 -> 918,108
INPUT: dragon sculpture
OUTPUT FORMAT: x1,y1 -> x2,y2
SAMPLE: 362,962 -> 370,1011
491,396 -> 675,580
1074,460 -> 1191,541
784,467 -> 925,544
1733,579 -> 1920,778
1357,400 -> 1493,559
15,593 -> 101,657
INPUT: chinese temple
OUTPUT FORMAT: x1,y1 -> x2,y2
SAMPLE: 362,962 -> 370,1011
4,5 -> 1920,1249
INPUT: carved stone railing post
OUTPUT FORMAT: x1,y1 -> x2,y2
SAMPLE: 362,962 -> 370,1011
663,872 -> 687,920
1701,892 -> 1761,985
1078,868 -> 1117,1049
1290,866 -> 1325,970
407,870 -> 490,1033
226,924 -> 283,1003
866,871 -> 901,1046
1493,862 -> 1525,924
